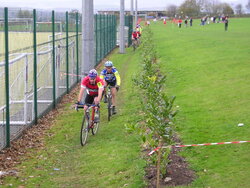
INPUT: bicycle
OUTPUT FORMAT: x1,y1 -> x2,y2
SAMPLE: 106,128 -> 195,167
75,103 -> 100,146
104,85 -> 119,121
106,86 -> 113,121
132,39 -> 138,51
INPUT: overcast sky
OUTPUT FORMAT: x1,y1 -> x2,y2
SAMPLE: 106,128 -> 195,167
0,0 -> 248,11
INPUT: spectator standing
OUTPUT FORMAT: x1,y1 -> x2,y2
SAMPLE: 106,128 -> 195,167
178,18 -> 182,28
190,17 -> 193,26
184,19 -> 188,27
225,16 -> 229,31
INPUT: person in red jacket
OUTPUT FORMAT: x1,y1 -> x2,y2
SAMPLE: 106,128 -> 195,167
178,18 -> 182,28
132,30 -> 138,41
76,69 -> 104,111
163,18 -> 167,25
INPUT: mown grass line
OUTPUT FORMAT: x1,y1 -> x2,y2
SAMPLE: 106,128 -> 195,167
2,48 -> 147,187
152,18 -> 250,187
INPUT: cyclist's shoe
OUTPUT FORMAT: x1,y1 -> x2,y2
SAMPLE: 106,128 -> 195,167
112,106 -> 117,114
103,95 -> 108,103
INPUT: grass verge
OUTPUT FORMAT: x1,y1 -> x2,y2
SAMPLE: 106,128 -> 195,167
2,47 -> 147,187
152,18 -> 250,187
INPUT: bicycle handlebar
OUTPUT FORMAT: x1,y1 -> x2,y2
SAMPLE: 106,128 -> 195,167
75,103 -> 99,111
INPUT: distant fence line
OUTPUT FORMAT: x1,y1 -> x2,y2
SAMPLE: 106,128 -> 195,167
0,7 -> 133,150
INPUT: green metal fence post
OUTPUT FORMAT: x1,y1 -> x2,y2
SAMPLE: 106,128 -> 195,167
52,10 -> 56,108
101,15 -> 103,60
33,9 -> 38,125
97,15 -> 100,63
76,12 -> 79,83
99,15 -> 101,60
115,15 -> 116,48
66,11 -> 69,93
107,15 -> 110,53
106,15 -> 108,54
112,15 -> 115,49
109,15 -> 111,52
106,15 -> 108,55
115,15 -> 117,49
103,15 -> 106,57
95,14 -> 97,65
4,7 -> 10,147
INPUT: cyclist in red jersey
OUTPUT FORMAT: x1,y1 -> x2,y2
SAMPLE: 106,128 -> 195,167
76,69 -> 104,111
132,30 -> 138,40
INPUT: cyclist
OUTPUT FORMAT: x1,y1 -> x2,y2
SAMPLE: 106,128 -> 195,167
76,69 -> 104,120
100,61 -> 121,114
136,25 -> 142,37
132,30 -> 138,40
132,30 -> 139,47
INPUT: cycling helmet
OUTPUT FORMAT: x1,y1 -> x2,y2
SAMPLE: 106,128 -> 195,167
88,69 -> 98,78
104,61 -> 113,67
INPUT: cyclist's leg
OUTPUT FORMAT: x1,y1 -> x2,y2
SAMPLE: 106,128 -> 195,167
103,81 -> 108,103
110,82 -> 117,114
94,96 -> 100,105
111,88 -> 117,106
93,95 -> 100,122
132,39 -> 136,50
84,94 -> 94,110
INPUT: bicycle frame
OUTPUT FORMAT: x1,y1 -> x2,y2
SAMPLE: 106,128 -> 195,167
106,86 -> 113,121
76,103 -> 100,146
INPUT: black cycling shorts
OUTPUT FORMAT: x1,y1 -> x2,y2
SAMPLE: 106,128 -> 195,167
106,80 -> 116,87
85,94 -> 98,105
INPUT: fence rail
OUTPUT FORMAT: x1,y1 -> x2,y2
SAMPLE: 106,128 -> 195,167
0,7 -> 133,150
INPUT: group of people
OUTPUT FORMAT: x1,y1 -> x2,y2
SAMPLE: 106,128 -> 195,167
171,17 -> 193,28
76,24 -> 143,118
200,15 -> 229,31
132,24 -> 142,44
170,15 -> 229,31
76,61 -> 121,117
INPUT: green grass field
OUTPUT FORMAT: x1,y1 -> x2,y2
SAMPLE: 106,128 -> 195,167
153,18 -> 250,187
2,18 -> 250,187
0,32 -> 73,108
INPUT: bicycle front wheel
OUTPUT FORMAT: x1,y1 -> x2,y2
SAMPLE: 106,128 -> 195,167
132,42 -> 136,51
108,96 -> 112,121
80,115 -> 89,146
92,109 -> 100,135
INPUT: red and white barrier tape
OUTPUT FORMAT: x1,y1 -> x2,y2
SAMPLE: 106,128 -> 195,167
148,141 -> 250,156
60,72 -> 82,77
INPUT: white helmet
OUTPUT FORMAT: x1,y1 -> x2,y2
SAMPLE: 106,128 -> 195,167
104,61 -> 113,67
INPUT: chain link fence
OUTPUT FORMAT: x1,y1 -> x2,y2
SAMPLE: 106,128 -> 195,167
0,7 -> 133,150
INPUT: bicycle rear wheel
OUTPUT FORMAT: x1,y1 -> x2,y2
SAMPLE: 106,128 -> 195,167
132,42 -> 136,51
92,109 -> 100,135
80,115 -> 89,146
108,96 -> 112,121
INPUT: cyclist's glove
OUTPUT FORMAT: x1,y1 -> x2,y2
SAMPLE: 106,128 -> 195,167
75,101 -> 83,105
116,85 -> 120,91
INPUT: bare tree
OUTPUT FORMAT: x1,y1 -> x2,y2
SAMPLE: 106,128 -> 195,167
221,3 -> 234,16
178,0 -> 201,17
17,10 -> 32,18
246,0 -> 250,11
235,4 -> 244,15
166,4 -> 178,17
202,0 -> 220,15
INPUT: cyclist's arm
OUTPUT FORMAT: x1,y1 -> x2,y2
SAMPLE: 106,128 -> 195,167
100,74 -> 104,80
78,86 -> 85,102
96,82 -> 104,104
114,71 -> 121,86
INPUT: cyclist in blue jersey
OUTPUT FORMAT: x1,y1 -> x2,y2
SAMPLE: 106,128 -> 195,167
100,61 -> 121,114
